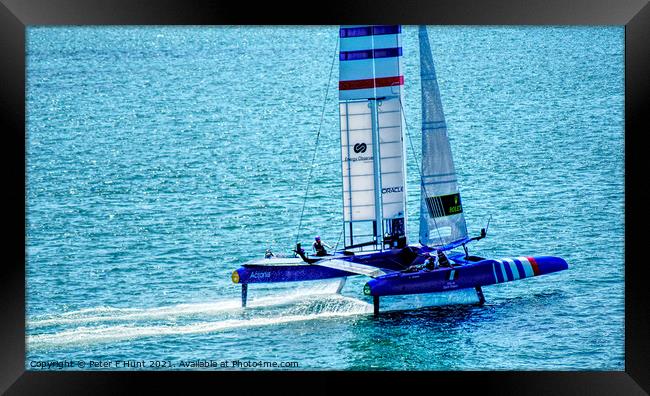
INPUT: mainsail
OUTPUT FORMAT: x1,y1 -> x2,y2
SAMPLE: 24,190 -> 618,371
418,25 -> 468,246
339,25 -> 408,250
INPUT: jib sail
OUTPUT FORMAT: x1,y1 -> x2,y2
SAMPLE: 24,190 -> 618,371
417,25 -> 468,246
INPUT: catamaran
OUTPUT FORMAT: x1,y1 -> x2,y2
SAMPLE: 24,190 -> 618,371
231,25 -> 568,314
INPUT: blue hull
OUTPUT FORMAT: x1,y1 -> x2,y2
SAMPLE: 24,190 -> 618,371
365,256 -> 568,297
234,264 -> 352,284
233,248 -> 419,284
231,247 -> 568,311
233,247 -> 568,294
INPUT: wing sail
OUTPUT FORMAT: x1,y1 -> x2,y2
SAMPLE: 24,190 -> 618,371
339,25 -> 408,250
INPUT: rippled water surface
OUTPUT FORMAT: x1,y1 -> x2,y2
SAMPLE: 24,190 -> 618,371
26,26 -> 624,370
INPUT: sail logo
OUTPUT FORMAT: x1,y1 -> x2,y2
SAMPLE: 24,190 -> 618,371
353,143 -> 367,153
382,186 -> 403,194
249,272 -> 271,279
426,193 -> 463,218
345,155 -> 373,162
448,195 -> 462,214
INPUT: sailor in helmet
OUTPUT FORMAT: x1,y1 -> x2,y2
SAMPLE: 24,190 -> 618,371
423,251 -> 439,271
403,251 -> 438,272
312,236 -> 332,257
436,249 -> 452,268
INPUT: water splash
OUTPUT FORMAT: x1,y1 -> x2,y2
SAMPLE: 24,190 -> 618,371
30,280 -> 348,328
28,282 -> 373,349
28,307 -> 370,348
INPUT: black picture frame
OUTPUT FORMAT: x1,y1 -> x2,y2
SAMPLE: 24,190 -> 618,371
2,0 -> 648,394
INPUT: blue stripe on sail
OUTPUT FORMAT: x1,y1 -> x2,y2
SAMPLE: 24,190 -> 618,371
372,25 -> 401,35
340,47 -> 402,61
340,26 -> 371,38
513,259 -> 527,278
340,25 -> 401,38
503,260 -> 514,281
373,47 -> 402,59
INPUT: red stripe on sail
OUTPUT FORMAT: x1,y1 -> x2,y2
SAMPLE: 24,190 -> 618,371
339,76 -> 404,90
527,256 -> 540,276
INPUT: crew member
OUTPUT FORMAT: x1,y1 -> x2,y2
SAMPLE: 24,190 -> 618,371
312,236 -> 331,256
423,251 -> 439,270
404,252 -> 438,272
437,249 -> 451,267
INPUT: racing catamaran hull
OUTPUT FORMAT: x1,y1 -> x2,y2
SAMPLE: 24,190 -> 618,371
232,248 -> 568,312
364,255 -> 568,296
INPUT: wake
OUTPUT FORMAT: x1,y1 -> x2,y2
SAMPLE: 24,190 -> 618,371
28,281 -> 372,349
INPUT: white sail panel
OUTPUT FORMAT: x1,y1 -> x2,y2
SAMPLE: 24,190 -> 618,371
377,98 -> 406,220
417,25 -> 468,246
341,101 -> 376,222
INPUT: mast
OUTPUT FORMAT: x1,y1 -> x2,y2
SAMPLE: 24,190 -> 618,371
418,25 -> 469,247
338,25 -> 408,251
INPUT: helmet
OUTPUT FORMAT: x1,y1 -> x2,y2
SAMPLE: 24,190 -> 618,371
315,236 -> 321,241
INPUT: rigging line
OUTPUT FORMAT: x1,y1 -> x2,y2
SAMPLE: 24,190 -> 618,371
294,34 -> 339,247
332,228 -> 343,252
399,98 -> 445,247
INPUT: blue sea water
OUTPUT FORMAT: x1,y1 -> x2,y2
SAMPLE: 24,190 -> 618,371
26,26 -> 624,370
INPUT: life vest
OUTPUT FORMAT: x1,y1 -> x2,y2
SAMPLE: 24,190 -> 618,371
313,241 -> 327,256
437,251 -> 451,267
